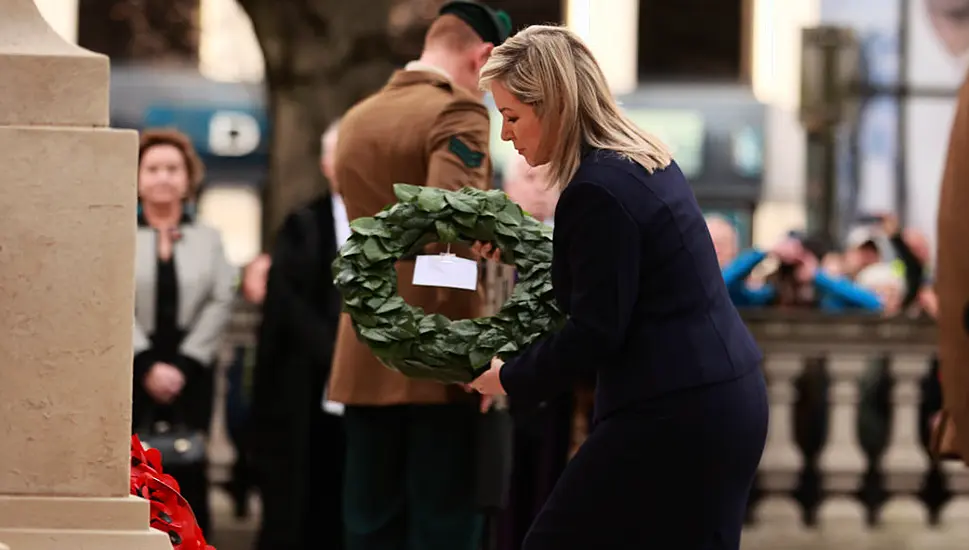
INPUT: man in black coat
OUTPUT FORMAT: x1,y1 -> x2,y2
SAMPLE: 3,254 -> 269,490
249,121 -> 347,549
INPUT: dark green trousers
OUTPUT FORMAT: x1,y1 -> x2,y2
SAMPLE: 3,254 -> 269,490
343,403 -> 483,550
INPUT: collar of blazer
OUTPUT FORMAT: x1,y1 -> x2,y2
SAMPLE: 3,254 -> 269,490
404,60 -> 452,81
387,62 -> 454,92
137,205 -> 194,228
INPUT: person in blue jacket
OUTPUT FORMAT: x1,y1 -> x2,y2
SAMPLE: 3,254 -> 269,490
705,215 -> 776,307
723,232 -> 883,311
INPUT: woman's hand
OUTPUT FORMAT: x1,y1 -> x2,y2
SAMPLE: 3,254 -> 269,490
467,357 -> 507,412
144,362 -> 186,404
879,212 -> 900,236
470,241 -> 502,263
242,253 -> 272,305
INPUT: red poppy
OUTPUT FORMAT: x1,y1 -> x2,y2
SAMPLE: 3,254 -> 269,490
130,435 -> 215,550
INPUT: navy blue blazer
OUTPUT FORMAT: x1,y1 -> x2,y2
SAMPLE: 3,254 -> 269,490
499,150 -> 763,422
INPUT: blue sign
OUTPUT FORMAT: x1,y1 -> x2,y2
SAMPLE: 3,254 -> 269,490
143,105 -> 270,158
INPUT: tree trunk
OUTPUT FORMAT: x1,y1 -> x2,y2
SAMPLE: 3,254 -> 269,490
238,0 -> 447,248
77,0 -> 200,62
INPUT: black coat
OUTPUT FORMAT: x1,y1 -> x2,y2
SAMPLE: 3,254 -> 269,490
248,195 -> 345,549
499,151 -> 763,421
495,150 -> 767,548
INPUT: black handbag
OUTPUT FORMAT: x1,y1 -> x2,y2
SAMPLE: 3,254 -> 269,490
136,406 -> 207,468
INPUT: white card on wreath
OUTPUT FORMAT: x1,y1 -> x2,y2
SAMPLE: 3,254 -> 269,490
412,254 -> 478,291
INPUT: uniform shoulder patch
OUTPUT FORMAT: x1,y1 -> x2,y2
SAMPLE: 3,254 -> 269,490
448,136 -> 485,169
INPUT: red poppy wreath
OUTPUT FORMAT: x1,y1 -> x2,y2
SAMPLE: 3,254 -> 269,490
130,435 -> 215,550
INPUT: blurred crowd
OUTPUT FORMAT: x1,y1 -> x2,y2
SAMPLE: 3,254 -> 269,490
707,213 -> 937,318
129,111 -> 949,548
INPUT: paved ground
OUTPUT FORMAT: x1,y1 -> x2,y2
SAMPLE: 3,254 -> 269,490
206,490 -> 969,550
740,529 -> 968,550
207,490 -> 259,550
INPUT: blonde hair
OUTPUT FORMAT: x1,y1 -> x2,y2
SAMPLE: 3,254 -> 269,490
479,25 -> 672,189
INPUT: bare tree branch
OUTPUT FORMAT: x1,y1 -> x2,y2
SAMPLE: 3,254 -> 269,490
78,0 -> 200,63
238,0 -> 447,247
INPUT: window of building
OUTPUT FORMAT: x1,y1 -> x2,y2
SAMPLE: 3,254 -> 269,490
637,0 -> 746,81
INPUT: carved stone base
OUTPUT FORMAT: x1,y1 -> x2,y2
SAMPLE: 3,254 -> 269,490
939,496 -> 969,528
881,494 -> 929,526
741,529 -> 817,550
0,496 -> 171,550
817,495 -> 866,530
751,495 -> 803,529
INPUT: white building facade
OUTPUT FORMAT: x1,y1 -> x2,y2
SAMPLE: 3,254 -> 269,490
35,0 -> 961,255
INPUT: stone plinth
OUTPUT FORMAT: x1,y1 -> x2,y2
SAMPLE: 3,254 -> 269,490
0,0 -> 170,548
0,496 -> 171,550
0,1 -> 107,126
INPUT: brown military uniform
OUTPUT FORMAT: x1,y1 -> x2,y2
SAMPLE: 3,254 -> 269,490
328,66 -> 492,406
937,70 -> 969,463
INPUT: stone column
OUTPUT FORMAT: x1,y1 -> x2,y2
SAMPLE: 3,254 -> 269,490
881,353 -> 931,525
752,353 -> 804,530
817,353 -> 867,528
940,462 -> 969,528
565,0 -> 639,95
0,1 -> 171,548
749,0 -> 820,246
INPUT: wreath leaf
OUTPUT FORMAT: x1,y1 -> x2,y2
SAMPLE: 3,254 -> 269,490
332,184 -> 566,383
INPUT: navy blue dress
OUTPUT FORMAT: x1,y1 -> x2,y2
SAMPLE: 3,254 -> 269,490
499,150 -> 769,549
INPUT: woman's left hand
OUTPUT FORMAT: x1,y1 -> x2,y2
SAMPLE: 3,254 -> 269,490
468,357 -> 507,411
470,241 -> 502,263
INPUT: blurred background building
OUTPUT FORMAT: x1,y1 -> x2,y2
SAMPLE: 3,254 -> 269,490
34,0 -> 966,264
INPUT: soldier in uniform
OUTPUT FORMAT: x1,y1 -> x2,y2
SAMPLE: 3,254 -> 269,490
327,2 -> 512,549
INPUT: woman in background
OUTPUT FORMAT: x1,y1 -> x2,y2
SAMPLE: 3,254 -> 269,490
132,129 -> 236,535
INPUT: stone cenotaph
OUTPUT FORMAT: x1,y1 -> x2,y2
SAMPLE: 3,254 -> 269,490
0,0 -> 172,548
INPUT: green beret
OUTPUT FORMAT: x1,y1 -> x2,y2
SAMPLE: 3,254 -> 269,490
438,0 -> 512,45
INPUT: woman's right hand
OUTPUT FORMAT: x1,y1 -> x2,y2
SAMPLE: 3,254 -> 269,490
470,241 -> 502,263
144,362 -> 185,404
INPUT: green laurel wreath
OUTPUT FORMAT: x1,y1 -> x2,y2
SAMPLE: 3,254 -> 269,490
331,183 -> 565,384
